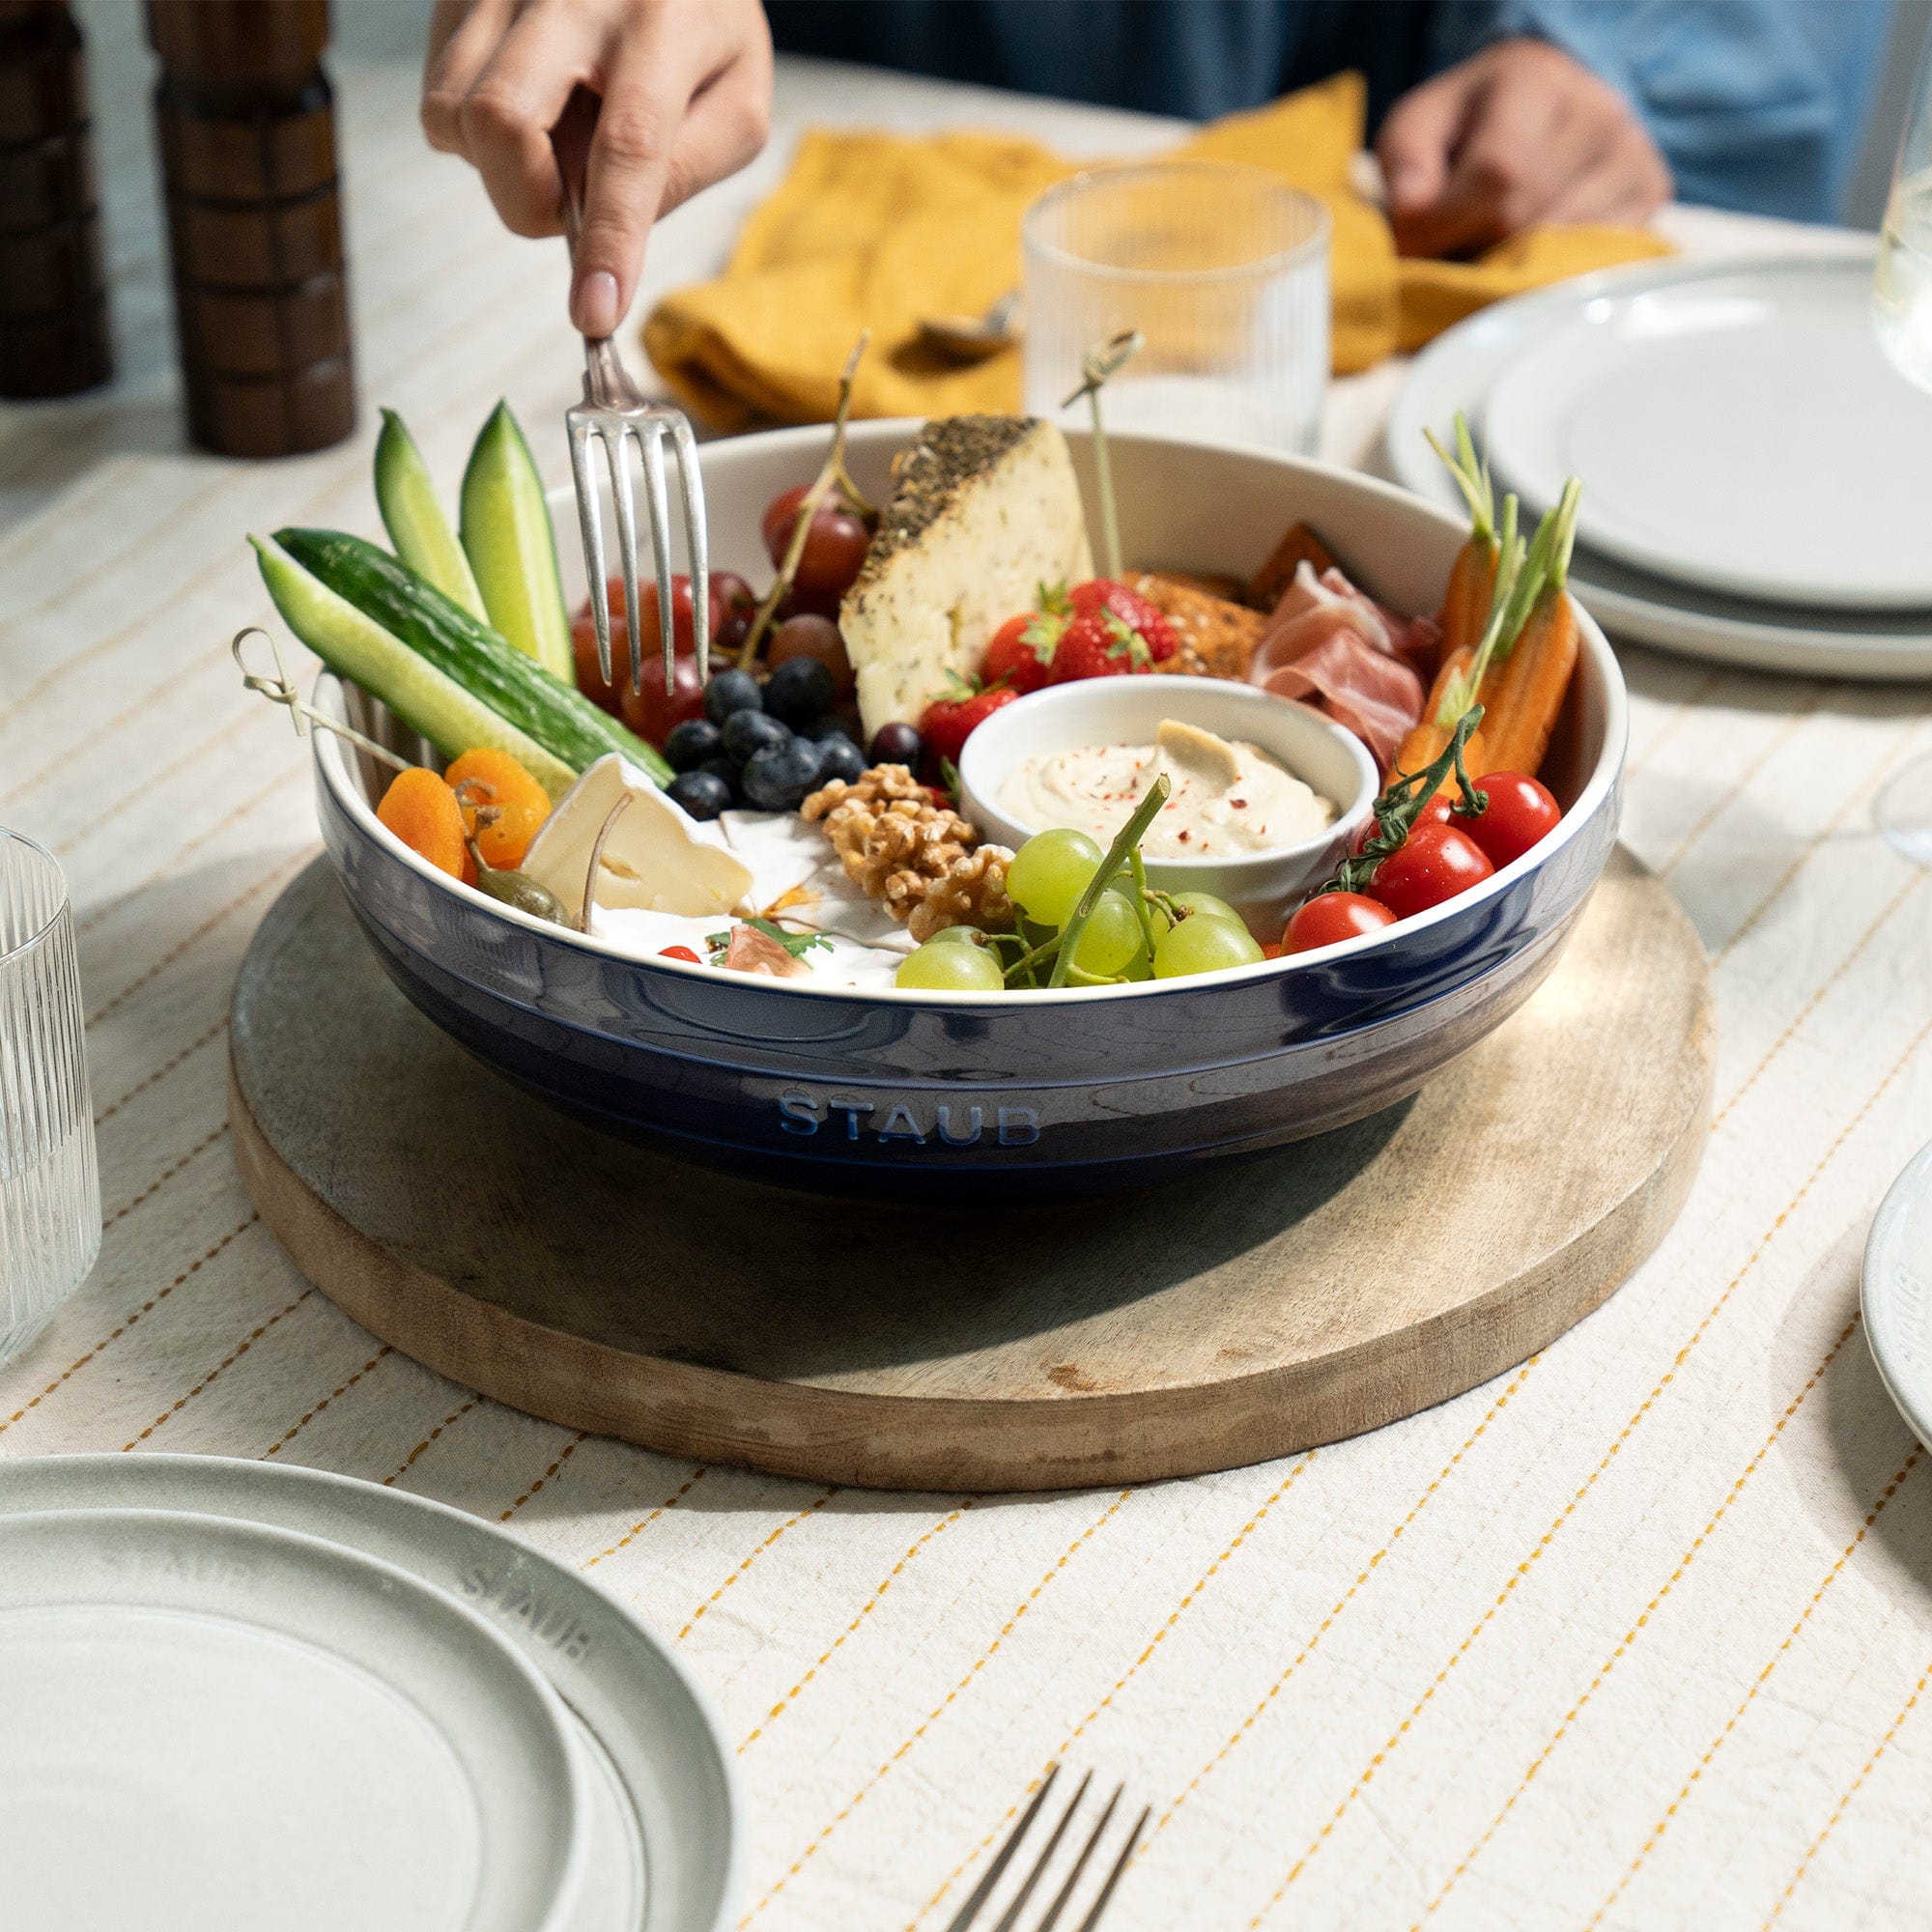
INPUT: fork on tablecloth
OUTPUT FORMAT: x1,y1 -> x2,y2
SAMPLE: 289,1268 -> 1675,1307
550,84 -> 710,701
944,1764 -> 1148,1932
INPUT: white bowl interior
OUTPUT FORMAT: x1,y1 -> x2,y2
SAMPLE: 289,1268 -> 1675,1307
324,423 -> 1623,1001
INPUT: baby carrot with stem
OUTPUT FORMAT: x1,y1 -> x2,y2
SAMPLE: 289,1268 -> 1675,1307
1427,413 -> 1499,663
1396,493 -> 1523,783
1476,480 -> 1581,779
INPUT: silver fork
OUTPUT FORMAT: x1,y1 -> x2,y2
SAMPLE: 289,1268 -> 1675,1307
551,85 -> 708,698
945,1765 -> 1149,1932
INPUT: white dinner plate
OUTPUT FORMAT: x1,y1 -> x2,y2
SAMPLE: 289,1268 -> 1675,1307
0,1506 -> 586,1932
1482,258 -> 1932,610
1862,1138 -> 1932,1450
1386,250 -> 1932,679
0,1455 -> 744,1932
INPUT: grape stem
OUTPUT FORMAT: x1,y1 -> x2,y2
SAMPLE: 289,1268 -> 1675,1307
1045,771 -> 1171,988
1060,328 -> 1143,582
737,332 -> 872,672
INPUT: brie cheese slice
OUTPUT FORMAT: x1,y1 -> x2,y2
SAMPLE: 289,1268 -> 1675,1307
521,754 -> 754,921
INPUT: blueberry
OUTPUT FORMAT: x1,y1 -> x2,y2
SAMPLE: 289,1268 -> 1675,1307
762,655 -> 837,728
867,721 -> 923,769
696,755 -> 741,803
701,668 -> 763,726
799,714 -> 850,742
814,735 -> 867,786
741,736 -> 827,811
663,718 -> 723,773
667,770 -> 732,820
722,708 -> 791,763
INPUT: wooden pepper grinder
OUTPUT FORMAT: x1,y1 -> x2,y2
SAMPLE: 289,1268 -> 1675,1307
0,0 -> 112,398
146,0 -> 355,457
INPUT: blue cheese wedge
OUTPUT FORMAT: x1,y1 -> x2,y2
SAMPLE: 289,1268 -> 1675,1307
521,754 -> 753,921
839,415 -> 1093,736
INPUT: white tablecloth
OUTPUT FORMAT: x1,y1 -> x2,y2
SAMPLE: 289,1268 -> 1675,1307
5,9 -> 1932,1927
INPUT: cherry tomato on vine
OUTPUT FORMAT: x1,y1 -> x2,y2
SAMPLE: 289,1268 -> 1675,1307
1282,891 -> 1398,953
1367,822 -> 1493,919
1463,771 -> 1560,868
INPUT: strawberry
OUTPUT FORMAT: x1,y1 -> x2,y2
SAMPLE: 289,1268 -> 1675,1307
1049,608 -> 1156,683
918,677 -> 1020,774
1066,579 -> 1178,663
981,608 -> 1065,696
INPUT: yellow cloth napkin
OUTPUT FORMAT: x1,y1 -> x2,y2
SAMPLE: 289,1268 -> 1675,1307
643,71 -> 1671,432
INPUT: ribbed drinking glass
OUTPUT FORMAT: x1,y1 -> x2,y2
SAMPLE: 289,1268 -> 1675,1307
1022,160 -> 1330,453
0,829 -> 99,1361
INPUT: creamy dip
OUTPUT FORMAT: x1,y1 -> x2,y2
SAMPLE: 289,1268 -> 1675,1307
998,719 -> 1335,859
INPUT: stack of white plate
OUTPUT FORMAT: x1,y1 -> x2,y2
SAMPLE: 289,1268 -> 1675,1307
1388,249 -> 1932,679
0,1456 -> 742,1932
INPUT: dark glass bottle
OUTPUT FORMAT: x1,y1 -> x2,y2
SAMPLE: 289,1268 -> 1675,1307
146,0 -> 355,457
0,0 -> 112,398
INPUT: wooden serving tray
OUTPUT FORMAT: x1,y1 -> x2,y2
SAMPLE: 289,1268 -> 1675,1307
229,851 -> 1711,1492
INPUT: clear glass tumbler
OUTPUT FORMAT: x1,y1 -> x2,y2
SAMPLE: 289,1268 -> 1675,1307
0,829 -> 99,1362
1022,160 -> 1330,454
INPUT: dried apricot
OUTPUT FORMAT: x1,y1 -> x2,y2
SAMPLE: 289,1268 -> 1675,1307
444,748 -> 551,870
376,766 -> 468,879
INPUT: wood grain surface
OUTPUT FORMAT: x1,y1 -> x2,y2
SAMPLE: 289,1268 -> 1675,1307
228,847 -> 1713,1491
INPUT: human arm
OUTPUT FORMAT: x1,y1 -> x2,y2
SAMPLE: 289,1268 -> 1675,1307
420,0 -> 773,335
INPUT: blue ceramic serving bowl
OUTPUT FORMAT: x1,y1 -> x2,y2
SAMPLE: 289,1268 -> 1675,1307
311,423 -> 1625,1197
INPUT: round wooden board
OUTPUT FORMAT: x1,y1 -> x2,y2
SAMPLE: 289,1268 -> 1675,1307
229,851 -> 1712,1492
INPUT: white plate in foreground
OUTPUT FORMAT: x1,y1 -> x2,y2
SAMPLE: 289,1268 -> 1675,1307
1862,1138 -> 1932,1450
1482,257 -> 1932,611
0,1507 -> 584,1932
0,1455 -> 744,1932
1387,249 -> 1932,678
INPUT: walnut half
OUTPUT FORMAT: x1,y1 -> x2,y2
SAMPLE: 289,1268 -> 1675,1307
802,764 -> 1014,939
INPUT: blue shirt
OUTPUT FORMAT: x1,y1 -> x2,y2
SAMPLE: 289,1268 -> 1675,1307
764,1 -> 1892,222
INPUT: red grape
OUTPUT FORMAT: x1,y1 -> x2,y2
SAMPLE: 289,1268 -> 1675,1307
767,612 -> 855,697
761,484 -> 872,599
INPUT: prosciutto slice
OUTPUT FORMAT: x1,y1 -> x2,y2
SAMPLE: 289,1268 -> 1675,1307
1249,562 -> 1435,773
1261,639 -> 1425,774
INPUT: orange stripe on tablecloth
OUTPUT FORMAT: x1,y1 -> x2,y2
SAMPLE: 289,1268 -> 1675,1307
54,705 -> 261,858
1761,1653 -> 1932,1926
1415,1325 -> 1884,1925
261,1347 -> 392,1460
741,1491 -> 1133,1927
86,848 -> 309,1029
914,1448 -> 1322,1926
677,1486 -> 839,1643
1135,1363 -> 1536,1853
1656,696 -> 1827,879
94,1016 -> 226,1125
73,769 -> 296,935
0,1213 -> 258,1440
1712,716 -> 1923,967
741,1498 -> 978,1754
1622,668 -> 1727,782
499,1432 -> 588,1521
2,294 -> 594,748
1713,869 -> 1924,1132
1240,1007 -> 1932,1927
383,1396 -> 481,1486
1579,1445 -> 1919,1930
582,1467 -> 708,1566
102,1120 -> 227,1227
122,1287 -> 311,1451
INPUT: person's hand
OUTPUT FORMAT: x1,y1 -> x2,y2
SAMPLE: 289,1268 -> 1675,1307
421,0 -> 772,336
1376,37 -> 1670,259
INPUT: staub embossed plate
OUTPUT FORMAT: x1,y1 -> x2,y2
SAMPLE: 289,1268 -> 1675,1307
0,1455 -> 743,1932
311,424 -> 1625,1196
